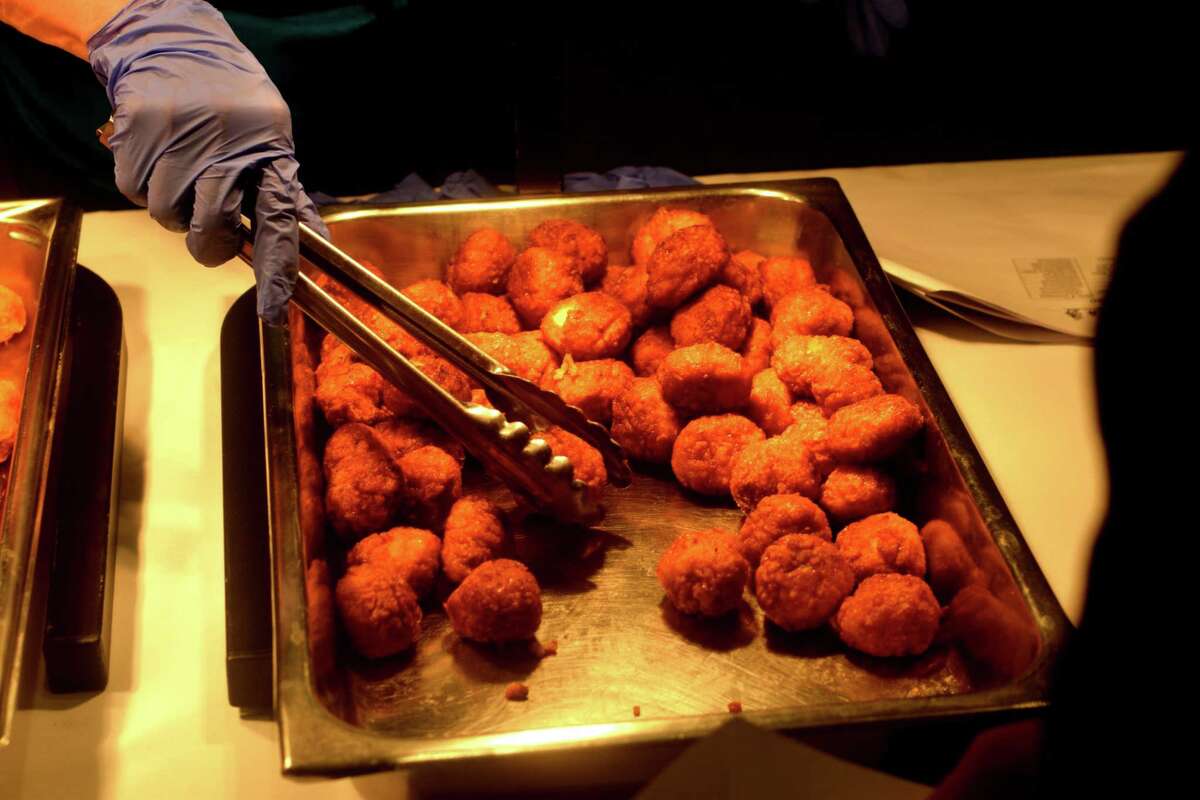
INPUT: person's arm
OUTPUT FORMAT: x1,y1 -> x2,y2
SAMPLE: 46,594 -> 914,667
0,0 -> 127,58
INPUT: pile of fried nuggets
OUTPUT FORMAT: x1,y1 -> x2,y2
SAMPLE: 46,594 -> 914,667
309,206 -> 1034,681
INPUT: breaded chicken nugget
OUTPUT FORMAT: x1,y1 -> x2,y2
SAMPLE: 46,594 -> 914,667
402,279 -> 464,331
836,512 -> 926,583
323,423 -> 405,540
820,465 -> 897,522
466,331 -> 557,384
739,318 -> 774,377
446,228 -> 516,295
771,335 -> 873,397
729,435 -> 821,511
670,414 -> 764,496
760,256 -> 817,311
460,292 -> 522,334
746,368 -> 794,436
825,394 -> 924,463
657,529 -> 750,616
397,446 -> 462,529
444,559 -> 542,643
755,534 -> 855,631
542,357 -> 635,424
541,291 -> 633,360
833,574 -> 940,657
630,325 -> 675,377
336,565 -> 422,658
528,218 -> 609,285
371,418 -> 466,465
721,250 -> 765,306
646,225 -> 729,311
346,526 -> 442,598
631,207 -> 715,266
507,246 -> 584,328
611,377 -> 682,464
442,496 -> 510,584
737,493 -> 832,568
534,426 -> 608,491
770,286 -> 854,343
600,264 -> 653,327
659,343 -> 751,416
670,285 -> 752,350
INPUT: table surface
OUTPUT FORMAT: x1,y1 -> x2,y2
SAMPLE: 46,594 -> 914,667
0,152 -> 1181,798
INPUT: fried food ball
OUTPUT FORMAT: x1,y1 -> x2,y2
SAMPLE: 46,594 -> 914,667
466,331 -> 557,384
631,206 -> 715,266
397,446 -> 462,529
942,584 -> 1039,679
739,317 -> 773,376
746,369 -> 794,436
599,264 -> 653,327
646,224 -> 729,311
770,286 -> 854,344
460,292 -> 521,334
371,418 -> 466,465
0,284 -> 27,344
387,353 -> 474,418
542,357 -> 635,424
0,379 -> 19,464
323,423 -> 405,540
820,465 -> 897,522
670,414 -> 764,496
346,526 -> 443,598
312,258 -> 385,322
921,519 -> 986,603
611,377 -> 682,464
527,218 -> 608,285
444,559 -> 542,643
506,246 -> 584,328
721,250 -> 765,306
656,529 -> 750,617
760,256 -> 817,311
540,291 -> 633,360
771,335 -> 873,397
738,493 -> 832,568
781,406 -> 834,476
442,496 -> 510,583
534,426 -> 608,490
314,359 -> 398,427
658,343 -> 751,416
755,534 -> 855,631
825,394 -> 924,463
336,564 -> 422,659
630,326 -> 675,377
669,285 -> 752,350
810,364 -> 885,415
402,279 -> 464,331
729,435 -> 821,512
833,574 -> 940,657
836,512 -> 926,583
446,227 -> 517,295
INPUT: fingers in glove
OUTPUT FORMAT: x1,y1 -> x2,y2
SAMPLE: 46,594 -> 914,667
252,157 -> 301,324
185,166 -> 246,267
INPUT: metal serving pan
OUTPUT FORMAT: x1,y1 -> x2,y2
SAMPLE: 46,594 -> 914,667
259,180 -> 1070,781
0,198 -> 79,746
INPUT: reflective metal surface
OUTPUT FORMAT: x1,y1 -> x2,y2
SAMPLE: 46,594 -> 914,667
261,182 -> 1070,777
0,199 -> 79,746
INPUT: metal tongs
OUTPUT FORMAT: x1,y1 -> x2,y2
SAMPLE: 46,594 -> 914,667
238,215 -> 631,525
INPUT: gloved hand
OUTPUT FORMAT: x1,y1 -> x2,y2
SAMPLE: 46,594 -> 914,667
87,0 -> 327,323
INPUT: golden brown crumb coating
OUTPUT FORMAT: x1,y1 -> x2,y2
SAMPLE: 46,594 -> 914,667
656,529 -> 750,617
323,423 -> 405,540
528,218 -> 609,285
397,446 -> 462,529
646,225 -> 729,311
444,559 -> 542,642
506,246 -> 584,328
446,228 -> 516,295
739,318 -> 774,377
630,325 -> 675,377
669,285 -> 752,350
346,526 -> 442,599
658,343 -> 751,417
401,279 -> 465,331
631,207 -> 715,266
746,368 -> 794,436
466,331 -> 557,384
371,418 -> 466,465
760,256 -> 817,311
611,377 -> 682,464
721,250 -> 765,306
542,357 -> 635,424
833,574 -> 940,657
460,292 -> 522,334
825,394 -> 924,463
599,264 -> 653,327
729,435 -> 822,512
770,286 -> 854,343
755,534 -> 855,631
771,334 -> 873,397
442,496 -> 509,583
738,493 -> 832,568
836,512 -> 926,583
534,426 -> 608,491
810,364 -> 885,415
820,465 -> 897,522
670,414 -> 764,496
335,564 -> 422,659
540,291 -> 633,360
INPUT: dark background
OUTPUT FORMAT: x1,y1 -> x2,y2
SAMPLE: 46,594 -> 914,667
0,2 -> 1192,208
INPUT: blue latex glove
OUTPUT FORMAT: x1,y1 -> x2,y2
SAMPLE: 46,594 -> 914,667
88,0 -> 327,323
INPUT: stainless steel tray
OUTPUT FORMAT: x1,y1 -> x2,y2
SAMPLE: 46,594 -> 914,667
0,199 -> 79,746
260,180 -> 1069,779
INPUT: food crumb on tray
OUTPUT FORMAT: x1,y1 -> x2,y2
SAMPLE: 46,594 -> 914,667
633,705 -> 641,717
529,639 -> 558,658
727,701 -> 743,714
505,682 -> 529,701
